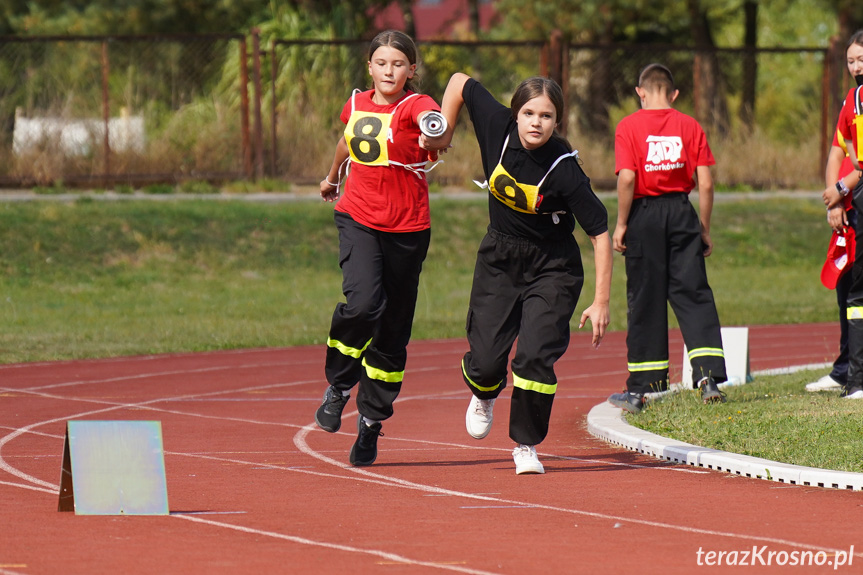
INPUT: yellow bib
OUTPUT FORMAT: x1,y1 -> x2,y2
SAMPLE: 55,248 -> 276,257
854,86 -> 863,163
478,133 -> 579,216
488,163 -> 541,214
345,111 -> 392,167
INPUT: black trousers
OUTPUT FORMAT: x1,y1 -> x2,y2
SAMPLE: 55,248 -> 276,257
461,228 -> 583,446
623,193 -> 726,394
830,208 -> 856,384
845,192 -> 863,391
325,211 -> 430,421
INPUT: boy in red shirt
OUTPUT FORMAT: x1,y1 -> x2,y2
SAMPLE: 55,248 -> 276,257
608,63 -> 727,413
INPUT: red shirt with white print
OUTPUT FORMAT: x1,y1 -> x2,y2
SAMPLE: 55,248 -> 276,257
615,108 -> 715,199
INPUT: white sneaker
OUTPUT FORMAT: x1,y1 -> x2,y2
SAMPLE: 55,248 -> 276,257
805,374 -> 842,392
513,444 -> 544,475
465,395 -> 495,439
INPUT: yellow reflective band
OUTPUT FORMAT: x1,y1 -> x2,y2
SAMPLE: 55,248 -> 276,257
462,359 -> 502,393
326,337 -> 372,359
362,358 -> 403,383
628,360 -> 669,372
687,347 -> 725,360
848,307 -> 863,320
512,373 -> 557,395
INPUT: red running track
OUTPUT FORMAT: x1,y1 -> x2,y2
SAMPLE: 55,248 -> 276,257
0,323 -> 860,574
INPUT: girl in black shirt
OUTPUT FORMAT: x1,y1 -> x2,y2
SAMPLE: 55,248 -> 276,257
422,73 -> 612,474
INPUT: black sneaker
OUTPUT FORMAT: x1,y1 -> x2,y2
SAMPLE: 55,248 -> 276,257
349,416 -> 383,467
607,391 -> 644,414
840,385 -> 863,399
698,377 -> 727,404
315,386 -> 350,433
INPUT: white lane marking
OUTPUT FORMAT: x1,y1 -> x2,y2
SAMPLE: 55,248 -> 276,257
174,514 -> 501,575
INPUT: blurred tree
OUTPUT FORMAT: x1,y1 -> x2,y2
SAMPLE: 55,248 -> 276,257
823,0 -> 863,119
688,0 -> 730,136
0,0 -> 28,34
739,0 -> 756,131
491,0 -> 830,138
7,0 -> 269,35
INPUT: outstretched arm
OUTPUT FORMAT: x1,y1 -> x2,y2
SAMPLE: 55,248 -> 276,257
418,72 -> 470,152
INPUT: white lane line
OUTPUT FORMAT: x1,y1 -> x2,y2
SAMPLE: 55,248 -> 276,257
3,357 -> 858,565
0,479 -> 56,494
174,514 -> 501,575
5,360 -> 302,392
293,422 -> 863,558
0,379 -> 321,487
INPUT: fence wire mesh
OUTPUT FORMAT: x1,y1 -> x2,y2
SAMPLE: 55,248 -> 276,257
0,34 -> 834,189
0,35 -> 246,187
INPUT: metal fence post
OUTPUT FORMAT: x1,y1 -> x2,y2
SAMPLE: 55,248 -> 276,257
101,40 -> 111,182
240,37 -> 252,179
251,28 -> 264,180
270,43 -> 277,177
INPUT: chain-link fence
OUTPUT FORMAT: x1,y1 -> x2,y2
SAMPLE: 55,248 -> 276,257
0,34 -> 248,187
0,32 -> 837,189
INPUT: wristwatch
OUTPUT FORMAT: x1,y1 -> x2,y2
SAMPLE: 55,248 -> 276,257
836,179 -> 851,197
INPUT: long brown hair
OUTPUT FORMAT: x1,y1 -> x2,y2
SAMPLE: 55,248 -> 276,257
510,76 -> 571,152
368,30 -> 421,93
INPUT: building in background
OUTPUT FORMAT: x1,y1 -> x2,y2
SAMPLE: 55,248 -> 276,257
374,0 -> 498,39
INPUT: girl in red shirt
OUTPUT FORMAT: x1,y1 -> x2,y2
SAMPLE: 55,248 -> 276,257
314,30 -> 442,465
822,31 -> 863,400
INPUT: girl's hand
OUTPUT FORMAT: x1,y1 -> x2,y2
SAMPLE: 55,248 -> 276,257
823,185 -> 843,209
828,205 -> 848,232
579,301 -> 610,349
418,133 -> 448,151
418,134 -> 451,161
320,179 -> 339,202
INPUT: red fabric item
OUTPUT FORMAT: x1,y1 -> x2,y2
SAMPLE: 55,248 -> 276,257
821,228 -> 856,289
614,108 -> 715,199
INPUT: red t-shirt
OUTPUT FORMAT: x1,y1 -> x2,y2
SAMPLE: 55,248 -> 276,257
835,87 -> 862,155
615,108 -> 715,199
834,87 -> 862,210
335,89 -> 439,233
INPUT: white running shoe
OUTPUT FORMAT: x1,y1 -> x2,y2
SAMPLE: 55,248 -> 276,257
805,374 -> 842,392
465,395 -> 495,439
513,444 -> 544,475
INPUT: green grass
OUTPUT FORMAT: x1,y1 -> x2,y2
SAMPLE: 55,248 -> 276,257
629,369 -> 863,473
0,195 -> 835,363
1,193 -> 856,473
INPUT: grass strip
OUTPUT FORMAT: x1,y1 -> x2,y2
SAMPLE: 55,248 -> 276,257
0,194 -> 857,473
0,194 -> 834,364
628,369 -> 863,473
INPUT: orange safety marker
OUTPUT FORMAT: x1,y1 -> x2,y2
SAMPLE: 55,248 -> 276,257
58,420 -> 169,515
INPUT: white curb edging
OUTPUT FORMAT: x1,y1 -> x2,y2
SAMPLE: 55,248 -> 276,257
587,373 -> 863,492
